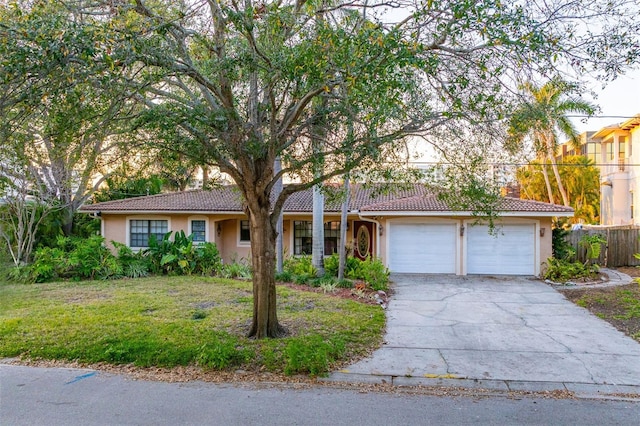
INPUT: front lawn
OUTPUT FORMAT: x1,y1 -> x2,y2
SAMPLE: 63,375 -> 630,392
0,276 -> 385,376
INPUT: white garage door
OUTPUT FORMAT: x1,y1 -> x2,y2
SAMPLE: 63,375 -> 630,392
466,224 -> 535,275
388,223 -> 457,273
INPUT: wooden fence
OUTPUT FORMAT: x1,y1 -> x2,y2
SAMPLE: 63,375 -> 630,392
565,228 -> 640,267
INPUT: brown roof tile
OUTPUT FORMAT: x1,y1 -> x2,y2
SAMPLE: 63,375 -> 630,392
359,194 -> 574,213
80,186 -> 246,212
79,184 -> 573,215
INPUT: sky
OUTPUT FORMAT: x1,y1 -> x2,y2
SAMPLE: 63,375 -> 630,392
406,69 -> 640,165
571,69 -> 640,133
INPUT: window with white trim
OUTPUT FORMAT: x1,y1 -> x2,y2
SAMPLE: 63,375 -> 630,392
293,221 -> 340,256
323,221 -> 340,255
239,220 -> 251,243
607,141 -> 614,161
191,220 -> 206,242
130,220 -> 168,247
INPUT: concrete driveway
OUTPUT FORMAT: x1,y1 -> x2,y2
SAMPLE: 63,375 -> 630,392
328,274 -> 640,395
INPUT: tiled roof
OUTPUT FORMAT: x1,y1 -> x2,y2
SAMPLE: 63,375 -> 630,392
79,184 -> 573,215
80,186 -> 246,212
359,194 -> 574,213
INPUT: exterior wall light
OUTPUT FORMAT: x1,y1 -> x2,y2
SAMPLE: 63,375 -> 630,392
540,227 -> 545,237
217,223 -> 222,237
460,225 -> 465,236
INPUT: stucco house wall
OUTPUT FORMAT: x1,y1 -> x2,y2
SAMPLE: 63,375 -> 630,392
81,185 -> 570,276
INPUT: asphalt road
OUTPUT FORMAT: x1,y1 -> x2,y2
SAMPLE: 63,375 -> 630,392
1,364 -> 639,425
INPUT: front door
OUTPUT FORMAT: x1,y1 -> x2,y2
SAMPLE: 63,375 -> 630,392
353,221 -> 373,260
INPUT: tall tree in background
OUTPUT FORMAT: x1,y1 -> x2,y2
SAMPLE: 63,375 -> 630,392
507,79 -> 596,206
3,0 -> 639,337
518,156 -> 600,224
0,3 -> 135,236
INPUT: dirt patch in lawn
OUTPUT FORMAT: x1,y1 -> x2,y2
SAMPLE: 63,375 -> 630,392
559,267 -> 640,343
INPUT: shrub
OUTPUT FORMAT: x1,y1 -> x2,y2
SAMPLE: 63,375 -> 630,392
27,246 -> 67,282
66,236 -> 122,280
293,273 -> 311,285
15,233 -> 222,283
359,257 -> 390,291
323,254 -> 339,276
25,236 -> 121,282
195,242 -> 222,275
579,234 -> 606,266
284,254 -> 389,290
283,255 -> 317,277
552,225 -> 574,260
309,275 -> 338,291
112,242 -> 149,278
219,258 -> 252,279
324,253 -> 361,279
275,270 -> 293,283
543,257 -> 599,283
336,278 -> 353,289
143,231 -> 222,276
143,232 -> 176,274
6,264 -> 31,283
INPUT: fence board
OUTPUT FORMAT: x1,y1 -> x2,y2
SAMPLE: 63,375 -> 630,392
565,229 -> 640,267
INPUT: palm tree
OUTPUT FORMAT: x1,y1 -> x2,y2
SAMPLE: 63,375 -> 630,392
517,155 -> 600,224
508,79 -> 596,206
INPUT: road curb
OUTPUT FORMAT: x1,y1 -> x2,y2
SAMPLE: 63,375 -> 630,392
322,372 -> 640,400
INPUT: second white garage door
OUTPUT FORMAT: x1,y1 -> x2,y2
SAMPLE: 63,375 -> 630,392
466,224 -> 535,275
388,222 -> 457,273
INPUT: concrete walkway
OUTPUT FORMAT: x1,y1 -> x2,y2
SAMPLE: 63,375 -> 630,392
327,274 -> 640,397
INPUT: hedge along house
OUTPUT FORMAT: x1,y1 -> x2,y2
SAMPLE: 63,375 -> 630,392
79,184 -> 573,276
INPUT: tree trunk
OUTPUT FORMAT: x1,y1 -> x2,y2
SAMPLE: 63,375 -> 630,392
246,202 -> 287,339
338,175 -> 350,280
548,151 -> 570,206
312,184 -> 325,276
202,165 -> 209,189
311,6 -> 327,276
61,205 -> 74,237
274,157 -> 284,274
540,161 -> 555,204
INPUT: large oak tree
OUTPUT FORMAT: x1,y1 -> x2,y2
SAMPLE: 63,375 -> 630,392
0,2 -> 138,238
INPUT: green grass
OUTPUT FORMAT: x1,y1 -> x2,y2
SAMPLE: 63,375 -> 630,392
613,291 -> 640,320
0,276 -> 384,376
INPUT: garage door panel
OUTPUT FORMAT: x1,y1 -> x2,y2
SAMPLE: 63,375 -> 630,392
389,223 -> 456,273
467,224 -> 535,275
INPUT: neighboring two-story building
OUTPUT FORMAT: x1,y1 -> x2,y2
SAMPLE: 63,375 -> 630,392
555,114 -> 640,226
593,115 -> 640,225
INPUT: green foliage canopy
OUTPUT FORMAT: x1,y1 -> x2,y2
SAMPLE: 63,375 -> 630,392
518,155 -> 601,224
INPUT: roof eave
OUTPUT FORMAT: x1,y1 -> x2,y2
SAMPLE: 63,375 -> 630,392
592,126 -> 622,139
79,210 -> 244,215
79,209 -> 356,215
620,114 -> 640,130
358,210 -> 573,217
